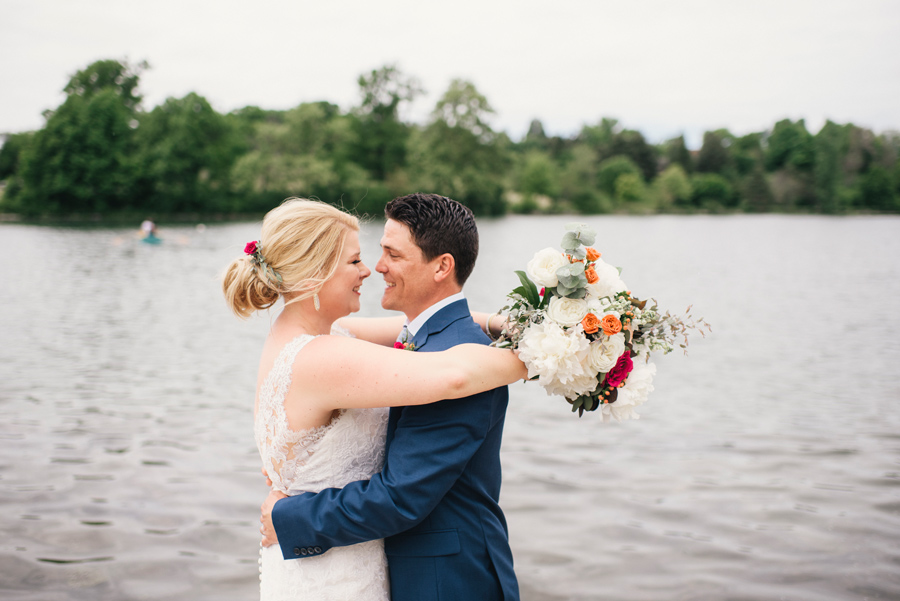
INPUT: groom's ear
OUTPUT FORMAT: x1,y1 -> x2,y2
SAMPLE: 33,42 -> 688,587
432,253 -> 457,284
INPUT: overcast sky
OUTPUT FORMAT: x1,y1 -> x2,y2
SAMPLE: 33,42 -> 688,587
3,0 -> 899,148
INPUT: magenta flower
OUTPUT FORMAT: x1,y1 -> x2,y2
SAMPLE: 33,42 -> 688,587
605,353 -> 634,388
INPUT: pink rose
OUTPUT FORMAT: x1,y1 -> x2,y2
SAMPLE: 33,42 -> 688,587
605,353 -> 633,388
244,241 -> 258,255
394,342 -> 405,349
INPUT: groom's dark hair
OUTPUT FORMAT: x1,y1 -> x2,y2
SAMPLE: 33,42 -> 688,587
385,193 -> 479,286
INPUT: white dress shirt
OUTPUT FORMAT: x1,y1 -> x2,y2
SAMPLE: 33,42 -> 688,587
404,292 -> 466,337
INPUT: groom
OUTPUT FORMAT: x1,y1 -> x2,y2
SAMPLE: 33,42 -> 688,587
260,193 -> 519,601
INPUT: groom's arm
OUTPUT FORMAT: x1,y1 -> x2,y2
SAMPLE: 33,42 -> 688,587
269,386 -> 501,560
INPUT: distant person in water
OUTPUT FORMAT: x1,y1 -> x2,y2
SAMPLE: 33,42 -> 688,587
140,220 -> 161,244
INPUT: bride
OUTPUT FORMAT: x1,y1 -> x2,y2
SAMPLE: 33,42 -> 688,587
222,198 -> 524,600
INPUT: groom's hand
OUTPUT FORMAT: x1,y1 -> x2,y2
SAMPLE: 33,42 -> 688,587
260,489 -> 287,547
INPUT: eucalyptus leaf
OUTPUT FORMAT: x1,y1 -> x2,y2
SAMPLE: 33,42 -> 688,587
557,262 -> 585,278
556,283 -> 574,297
564,223 -> 597,246
560,231 -> 579,251
580,231 -> 596,246
557,274 -> 578,288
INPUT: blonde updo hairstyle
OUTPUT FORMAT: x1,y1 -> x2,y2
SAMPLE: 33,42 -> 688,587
222,198 -> 359,319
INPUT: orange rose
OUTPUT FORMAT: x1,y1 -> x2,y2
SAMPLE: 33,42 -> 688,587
585,247 -> 601,261
600,314 -> 622,336
584,265 -> 599,284
581,313 -> 600,334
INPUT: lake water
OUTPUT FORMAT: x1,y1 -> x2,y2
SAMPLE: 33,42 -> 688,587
1,214 -> 899,601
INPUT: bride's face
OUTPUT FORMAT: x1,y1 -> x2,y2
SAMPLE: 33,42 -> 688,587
318,229 -> 370,317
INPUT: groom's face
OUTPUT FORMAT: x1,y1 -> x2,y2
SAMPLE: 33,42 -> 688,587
376,219 -> 440,319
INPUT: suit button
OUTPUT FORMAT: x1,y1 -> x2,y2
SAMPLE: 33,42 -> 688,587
300,548 -> 308,556
314,546 -> 322,553
293,547 -> 301,556
307,547 -> 316,554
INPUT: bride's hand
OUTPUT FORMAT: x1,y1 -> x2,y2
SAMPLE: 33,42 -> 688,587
260,489 -> 287,547
261,467 -> 272,487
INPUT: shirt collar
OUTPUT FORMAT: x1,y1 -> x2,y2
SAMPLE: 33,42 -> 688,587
406,291 -> 466,336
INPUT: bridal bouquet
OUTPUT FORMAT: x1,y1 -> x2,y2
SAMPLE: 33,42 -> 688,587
491,223 -> 709,421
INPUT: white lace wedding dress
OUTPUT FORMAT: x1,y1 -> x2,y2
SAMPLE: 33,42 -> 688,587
255,332 -> 390,601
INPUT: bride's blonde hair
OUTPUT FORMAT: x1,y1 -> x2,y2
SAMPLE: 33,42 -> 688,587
222,198 -> 359,319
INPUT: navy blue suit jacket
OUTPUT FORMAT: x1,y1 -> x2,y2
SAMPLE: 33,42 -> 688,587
271,299 -> 519,601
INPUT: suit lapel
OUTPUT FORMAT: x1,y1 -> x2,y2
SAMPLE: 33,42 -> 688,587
409,299 -> 470,352
386,299 -> 470,452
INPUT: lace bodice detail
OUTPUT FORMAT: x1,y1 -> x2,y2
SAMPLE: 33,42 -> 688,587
255,327 -> 390,601
254,330 -> 388,495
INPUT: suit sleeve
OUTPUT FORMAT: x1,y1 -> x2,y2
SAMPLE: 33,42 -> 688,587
271,387 -> 498,560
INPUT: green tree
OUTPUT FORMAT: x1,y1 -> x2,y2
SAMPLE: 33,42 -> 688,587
691,173 -> 735,210
579,118 -> 619,160
0,133 -> 32,180
664,135 -> 693,174
408,79 -> 508,215
64,59 -> 146,112
559,144 -> 609,214
518,150 -> 560,200
614,172 -> 647,205
696,129 -> 734,176
858,166 -> 899,211
14,59 -> 147,215
610,129 -> 657,181
731,133 -> 764,176
653,164 -> 693,210
135,93 -> 241,212
814,121 -> 849,213
765,119 -> 815,171
228,102 -> 374,213
350,65 -> 422,180
0,133 -> 34,210
596,155 -> 641,196
740,168 -> 774,212
18,88 -> 139,214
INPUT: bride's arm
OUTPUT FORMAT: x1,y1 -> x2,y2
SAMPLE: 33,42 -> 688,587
471,311 -> 507,340
296,336 -> 525,410
337,313 -> 505,345
335,315 -> 406,346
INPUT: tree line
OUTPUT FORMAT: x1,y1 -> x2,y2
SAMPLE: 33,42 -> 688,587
1,58 -> 899,219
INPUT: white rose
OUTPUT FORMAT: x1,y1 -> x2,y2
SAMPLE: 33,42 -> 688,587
517,321 -> 595,399
545,369 -> 600,400
526,248 -> 568,287
585,258 -> 627,300
588,333 -> 626,374
546,296 -> 589,327
618,358 -> 655,408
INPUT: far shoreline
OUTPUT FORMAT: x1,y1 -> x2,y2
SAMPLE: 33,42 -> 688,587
2,208 -> 898,227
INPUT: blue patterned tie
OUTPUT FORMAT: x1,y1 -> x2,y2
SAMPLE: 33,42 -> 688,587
397,323 -> 410,345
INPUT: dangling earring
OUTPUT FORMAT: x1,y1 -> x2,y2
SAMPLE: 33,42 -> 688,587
313,294 -> 320,311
